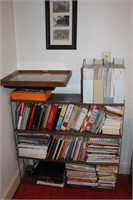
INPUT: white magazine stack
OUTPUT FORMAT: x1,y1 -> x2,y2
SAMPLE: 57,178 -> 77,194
81,58 -> 125,104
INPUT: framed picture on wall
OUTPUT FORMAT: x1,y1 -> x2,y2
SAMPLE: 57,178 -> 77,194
45,0 -> 77,50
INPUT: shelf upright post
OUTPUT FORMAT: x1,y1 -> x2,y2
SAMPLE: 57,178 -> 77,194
10,99 -> 23,180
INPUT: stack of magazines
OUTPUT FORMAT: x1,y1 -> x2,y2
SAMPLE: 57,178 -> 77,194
66,163 -> 98,187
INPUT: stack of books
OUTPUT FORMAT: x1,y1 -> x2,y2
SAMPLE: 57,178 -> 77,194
96,165 -> 118,188
86,138 -> 120,164
102,106 -> 123,135
66,163 -> 98,187
17,133 -> 51,159
33,161 -> 66,187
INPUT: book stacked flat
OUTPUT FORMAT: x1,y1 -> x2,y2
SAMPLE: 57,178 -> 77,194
33,161 -> 66,187
102,106 -> 123,135
11,89 -> 52,101
18,133 -> 51,159
86,138 -> 120,164
66,163 -> 98,187
96,165 -> 118,188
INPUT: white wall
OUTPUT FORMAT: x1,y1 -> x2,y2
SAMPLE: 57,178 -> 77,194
0,1 -> 19,199
13,0 -> 132,173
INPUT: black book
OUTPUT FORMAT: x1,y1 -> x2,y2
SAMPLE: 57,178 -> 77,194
32,104 -> 42,129
37,105 -> 46,129
52,105 -> 62,129
33,161 -> 66,179
26,103 -> 34,129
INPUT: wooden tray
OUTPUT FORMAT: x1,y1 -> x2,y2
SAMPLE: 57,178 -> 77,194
0,70 -> 72,90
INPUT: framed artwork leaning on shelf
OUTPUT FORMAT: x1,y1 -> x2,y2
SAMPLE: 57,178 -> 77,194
45,0 -> 77,49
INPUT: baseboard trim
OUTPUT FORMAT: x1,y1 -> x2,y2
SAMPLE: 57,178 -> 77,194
3,169 -> 20,199
3,162 -> 25,200
119,162 -> 131,174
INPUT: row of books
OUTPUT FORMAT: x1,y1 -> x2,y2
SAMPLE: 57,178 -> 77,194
16,101 -> 123,135
17,133 -> 87,161
46,135 -> 87,161
25,161 -> 118,188
17,133 -> 120,164
82,58 -> 125,103
86,138 -> 120,164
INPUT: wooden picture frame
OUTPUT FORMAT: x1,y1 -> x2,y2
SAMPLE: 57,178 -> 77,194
45,0 -> 77,50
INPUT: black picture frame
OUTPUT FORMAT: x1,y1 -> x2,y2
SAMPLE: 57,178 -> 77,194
45,0 -> 77,50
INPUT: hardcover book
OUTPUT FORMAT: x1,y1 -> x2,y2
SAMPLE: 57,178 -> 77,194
11,89 -> 52,101
46,104 -> 58,129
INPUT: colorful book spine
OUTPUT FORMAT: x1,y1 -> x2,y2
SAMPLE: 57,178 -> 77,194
55,104 -> 68,130
46,104 -> 58,129
41,104 -> 52,129
73,107 -> 88,131
61,104 -> 74,131
27,103 -> 38,129
66,105 -> 79,130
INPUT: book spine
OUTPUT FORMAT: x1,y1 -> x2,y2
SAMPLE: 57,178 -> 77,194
71,107 -> 81,130
74,107 -> 88,131
42,104 -> 52,129
21,105 -> 30,130
27,104 -> 37,129
55,104 -> 68,130
46,104 -> 58,129
61,104 -> 74,131
17,102 -> 25,129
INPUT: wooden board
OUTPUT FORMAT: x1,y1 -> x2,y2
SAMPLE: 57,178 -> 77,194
0,70 -> 72,89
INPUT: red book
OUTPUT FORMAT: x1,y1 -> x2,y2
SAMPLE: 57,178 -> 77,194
46,104 -> 58,129
27,103 -> 38,129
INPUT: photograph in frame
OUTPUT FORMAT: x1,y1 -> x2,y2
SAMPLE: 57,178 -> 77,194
45,0 -> 77,49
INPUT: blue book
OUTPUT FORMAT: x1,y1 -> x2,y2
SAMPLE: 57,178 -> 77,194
65,137 -> 76,159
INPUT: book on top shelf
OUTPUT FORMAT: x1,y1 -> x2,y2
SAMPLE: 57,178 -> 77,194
11,89 -> 52,101
41,104 -> 52,129
27,103 -> 38,129
45,104 -> 58,129
17,102 -> 26,129
61,104 -> 74,131
55,104 -> 68,130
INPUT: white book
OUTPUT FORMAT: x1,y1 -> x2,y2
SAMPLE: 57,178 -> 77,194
18,143 -> 48,150
37,180 -> 64,187
74,107 -> 88,131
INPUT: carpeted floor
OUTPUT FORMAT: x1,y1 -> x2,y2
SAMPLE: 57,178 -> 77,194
13,175 -> 132,199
